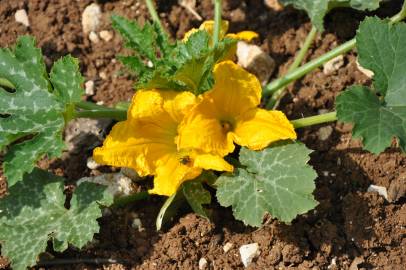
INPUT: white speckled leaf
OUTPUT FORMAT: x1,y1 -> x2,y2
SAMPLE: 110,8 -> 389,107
0,168 -> 113,270
0,36 -> 84,186
216,143 -> 317,226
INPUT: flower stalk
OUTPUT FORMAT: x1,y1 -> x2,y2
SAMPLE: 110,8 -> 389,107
145,0 -> 165,34
213,0 -> 222,46
290,111 -> 337,129
266,25 -> 318,109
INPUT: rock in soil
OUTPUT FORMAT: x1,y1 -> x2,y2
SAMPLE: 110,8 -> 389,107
120,167 -> 143,182
77,172 -> 136,197
198,257 -> 208,270
82,3 -> 102,34
317,126 -> 333,141
323,55 -> 344,75
89,31 -> 100,43
86,156 -> 101,170
15,9 -> 29,27
99,30 -> 114,42
223,242 -> 234,253
237,41 -> 275,85
264,0 -> 284,11
239,243 -> 260,267
367,185 -> 389,201
85,80 -> 95,96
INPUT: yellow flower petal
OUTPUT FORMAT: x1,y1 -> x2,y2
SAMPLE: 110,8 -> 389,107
149,154 -> 202,196
226,31 -> 259,42
233,108 -> 297,150
93,121 -> 174,176
209,61 -> 261,118
177,98 -> 236,156
182,20 -> 229,43
193,152 -> 234,172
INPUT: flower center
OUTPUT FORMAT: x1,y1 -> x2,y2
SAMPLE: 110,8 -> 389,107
220,120 -> 233,133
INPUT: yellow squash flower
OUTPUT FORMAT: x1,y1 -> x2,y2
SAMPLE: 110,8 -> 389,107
177,61 -> 297,156
93,90 -> 233,196
183,20 -> 258,44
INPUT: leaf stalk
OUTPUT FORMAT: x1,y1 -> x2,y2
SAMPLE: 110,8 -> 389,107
291,111 -> 337,129
145,0 -> 166,34
213,0 -> 222,46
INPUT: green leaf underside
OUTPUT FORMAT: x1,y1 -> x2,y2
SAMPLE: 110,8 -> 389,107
0,168 -> 113,270
216,143 -> 317,227
280,0 -> 382,31
0,36 -> 84,186
182,178 -> 212,219
112,15 -> 237,95
337,17 -> 406,154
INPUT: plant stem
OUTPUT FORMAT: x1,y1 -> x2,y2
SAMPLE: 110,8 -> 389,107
266,25 -> 318,109
213,0 -> 222,46
0,77 -> 15,89
74,109 -> 127,121
145,0 -> 165,33
263,38 -> 356,97
112,191 -> 150,208
263,5 -> 406,98
75,101 -> 116,111
291,111 -> 337,129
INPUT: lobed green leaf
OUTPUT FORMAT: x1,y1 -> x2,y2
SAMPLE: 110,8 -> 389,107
216,143 -> 317,226
336,16 -> 406,154
0,36 -> 85,186
0,168 -> 113,270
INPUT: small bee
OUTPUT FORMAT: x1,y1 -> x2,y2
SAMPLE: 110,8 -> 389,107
179,155 -> 191,165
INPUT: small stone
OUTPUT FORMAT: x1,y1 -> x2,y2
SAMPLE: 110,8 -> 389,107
121,167 -> 143,182
132,217 -> 145,232
239,243 -> 260,268
223,242 -> 234,253
323,55 -> 344,75
99,71 -> 108,80
89,31 -> 100,43
86,156 -> 100,170
367,185 -> 388,200
317,126 -> 333,141
198,257 -> 208,270
349,257 -> 364,270
77,172 -> 136,197
82,3 -> 102,34
99,30 -> 114,42
264,0 -> 284,11
15,9 -> 29,27
356,58 -> 374,78
237,41 -> 275,86
85,80 -> 95,95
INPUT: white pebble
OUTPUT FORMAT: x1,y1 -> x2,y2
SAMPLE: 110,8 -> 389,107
89,31 -> 100,43
77,172 -> 135,197
85,80 -> 95,96
82,3 -> 102,34
99,30 -> 114,42
264,0 -> 284,11
367,185 -> 388,200
132,217 -> 145,232
99,71 -> 108,80
237,41 -> 275,86
317,126 -> 333,141
121,167 -> 143,182
198,258 -> 208,270
323,55 -> 344,75
15,9 -> 29,27
223,242 -> 234,253
239,243 -> 260,268
86,156 -> 100,170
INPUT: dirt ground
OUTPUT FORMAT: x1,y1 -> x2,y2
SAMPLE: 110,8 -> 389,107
0,0 -> 405,269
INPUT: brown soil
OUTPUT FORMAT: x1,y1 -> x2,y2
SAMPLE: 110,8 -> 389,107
1,0 -> 405,269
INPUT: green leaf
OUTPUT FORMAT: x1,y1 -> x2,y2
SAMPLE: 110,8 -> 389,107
182,178 -> 212,219
216,143 -> 317,226
279,0 -> 382,31
0,168 -> 113,270
0,36 -> 66,186
156,190 -> 185,231
50,55 -> 84,105
337,17 -> 406,154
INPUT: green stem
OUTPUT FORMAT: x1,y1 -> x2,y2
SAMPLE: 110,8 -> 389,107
145,0 -> 165,33
266,25 -> 318,109
291,111 -> 337,129
112,191 -> 149,208
213,0 -> 222,46
74,109 -> 127,121
75,101 -> 116,111
263,5 -> 406,98
0,77 -> 15,89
